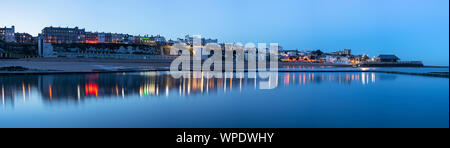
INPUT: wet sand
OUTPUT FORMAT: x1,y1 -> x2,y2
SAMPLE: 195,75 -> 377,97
0,58 -> 173,74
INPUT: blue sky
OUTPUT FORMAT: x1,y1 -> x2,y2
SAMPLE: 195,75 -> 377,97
1,0 -> 448,65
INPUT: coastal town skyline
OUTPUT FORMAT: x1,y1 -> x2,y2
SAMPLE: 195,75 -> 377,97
1,0 -> 449,133
1,0 -> 449,66
0,24 -> 421,67
0,23 -> 444,66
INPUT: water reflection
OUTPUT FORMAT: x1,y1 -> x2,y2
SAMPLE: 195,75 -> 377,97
280,72 -> 386,86
0,72 -> 393,106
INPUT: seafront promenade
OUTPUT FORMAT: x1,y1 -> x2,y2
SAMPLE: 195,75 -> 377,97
1,58 -> 448,77
0,58 -> 173,73
0,57 -> 352,73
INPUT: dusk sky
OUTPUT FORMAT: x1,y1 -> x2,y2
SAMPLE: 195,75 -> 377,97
1,0 -> 448,65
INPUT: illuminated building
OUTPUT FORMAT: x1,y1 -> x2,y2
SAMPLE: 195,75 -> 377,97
40,26 -> 150,45
111,33 -> 125,43
98,32 -> 133,44
140,35 -> 166,45
14,33 -> 34,44
84,32 -> 98,44
0,26 -> 16,42
42,26 -> 85,44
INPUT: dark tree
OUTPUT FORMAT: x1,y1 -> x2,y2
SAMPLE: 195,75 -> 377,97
312,50 -> 324,56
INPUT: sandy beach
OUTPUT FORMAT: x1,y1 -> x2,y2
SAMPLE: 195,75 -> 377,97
0,58 -> 173,74
1,58 -> 448,77
0,58 -> 349,73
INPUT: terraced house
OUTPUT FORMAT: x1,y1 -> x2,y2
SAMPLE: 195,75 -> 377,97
15,33 -> 34,44
42,26 -> 85,44
0,26 -> 16,42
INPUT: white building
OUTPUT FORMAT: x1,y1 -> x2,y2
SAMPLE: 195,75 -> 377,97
325,56 -> 337,63
335,57 -> 350,64
38,35 -> 56,57
98,33 -> 106,43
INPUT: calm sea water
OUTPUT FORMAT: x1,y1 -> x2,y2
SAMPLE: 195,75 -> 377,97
0,71 -> 448,128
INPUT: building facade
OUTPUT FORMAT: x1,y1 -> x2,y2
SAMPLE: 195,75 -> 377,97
84,32 -> 98,44
179,35 -> 194,45
178,35 -> 217,45
202,38 -> 218,45
42,26 -> 85,44
98,33 -> 107,43
125,35 -> 134,44
15,33 -> 34,44
39,26 -> 159,45
111,33 -> 125,43
96,33 -> 133,44
331,49 -> 352,56
140,35 -> 166,45
0,26 -> 16,42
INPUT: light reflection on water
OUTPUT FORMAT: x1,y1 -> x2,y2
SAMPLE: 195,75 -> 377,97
0,72 -> 380,106
0,72 -> 448,128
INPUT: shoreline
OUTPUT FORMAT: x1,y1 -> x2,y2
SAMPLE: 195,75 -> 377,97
2,68 -> 448,78
2,70 -> 448,78
1,58 -> 448,78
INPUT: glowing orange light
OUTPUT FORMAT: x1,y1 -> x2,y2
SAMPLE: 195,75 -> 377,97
22,83 -> 26,101
85,40 -> 98,44
85,83 -> 99,97
116,85 -> 119,97
49,85 -> 53,102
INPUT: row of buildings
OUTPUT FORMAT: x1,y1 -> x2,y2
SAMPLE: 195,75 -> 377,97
2,26 -> 220,47
175,35 -> 219,46
279,49 -> 401,64
41,26 -> 168,45
1,26 -> 36,44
